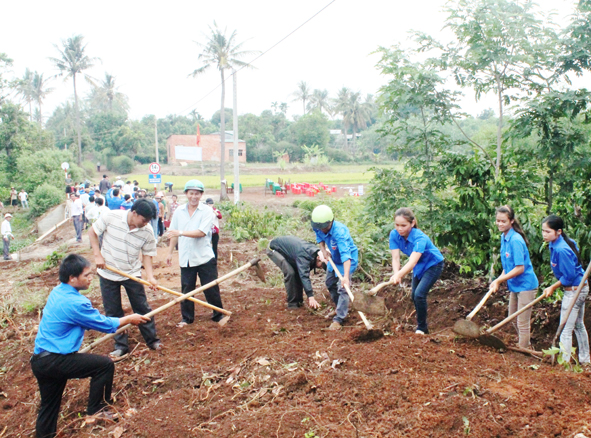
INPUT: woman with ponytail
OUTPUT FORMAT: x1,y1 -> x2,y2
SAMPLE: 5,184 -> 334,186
542,215 -> 589,365
489,206 -> 539,348
389,208 -> 444,335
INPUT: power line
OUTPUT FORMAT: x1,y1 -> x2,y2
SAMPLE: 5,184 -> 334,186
178,0 -> 338,115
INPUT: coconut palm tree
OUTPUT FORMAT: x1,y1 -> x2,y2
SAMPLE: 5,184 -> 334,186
347,92 -> 373,152
191,22 -> 258,200
333,87 -> 352,150
31,72 -> 53,126
49,35 -> 99,165
292,81 -> 311,115
89,73 -> 128,113
16,68 -> 34,120
307,89 -> 332,116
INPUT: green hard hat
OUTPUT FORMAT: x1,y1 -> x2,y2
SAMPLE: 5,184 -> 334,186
311,205 -> 334,230
184,179 -> 205,192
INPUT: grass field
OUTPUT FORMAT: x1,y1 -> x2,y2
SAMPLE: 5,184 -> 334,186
128,164 -> 399,190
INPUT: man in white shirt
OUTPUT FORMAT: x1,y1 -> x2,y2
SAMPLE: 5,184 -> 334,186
89,199 -> 162,357
122,181 -> 133,196
19,189 -> 29,208
2,213 -> 14,260
70,193 -> 84,243
166,180 -> 227,327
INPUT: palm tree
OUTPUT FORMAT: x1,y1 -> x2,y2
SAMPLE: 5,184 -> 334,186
89,73 -> 128,113
16,68 -> 34,120
49,35 -> 99,165
31,72 -> 53,126
279,102 -> 288,114
333,87 -> 352,150
189,109 -> 203,123
307,89 -> 332,116
292,81 -> 311,115
190,22 -> 257,201
347,92 -> 373,152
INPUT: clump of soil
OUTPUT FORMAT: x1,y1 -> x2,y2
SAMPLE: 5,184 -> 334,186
348,328 -> 384,343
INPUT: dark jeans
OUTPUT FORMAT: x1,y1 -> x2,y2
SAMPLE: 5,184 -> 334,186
31,352 -> 114,438
99,276 -> 159,351
326,269 -> 351,324
267,249 -> 304,307
3,237 -> 9,260
411,261 -> 444,333
180,257 -> 224,323
72,215 -> 83,242
212,232 -> 219,260
158,218 -> 164,236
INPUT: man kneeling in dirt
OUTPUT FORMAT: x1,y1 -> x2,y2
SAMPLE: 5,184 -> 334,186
266,236 -> 325,310
31,254 -> 149,438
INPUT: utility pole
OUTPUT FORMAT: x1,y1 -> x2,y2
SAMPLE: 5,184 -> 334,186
232,69 -> 240,205
155,116 -> 159,164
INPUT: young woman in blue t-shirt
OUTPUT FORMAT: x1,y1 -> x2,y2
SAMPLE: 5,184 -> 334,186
389,208 -> 444,335
541,215 -> 589,364
489,205 -> 539,348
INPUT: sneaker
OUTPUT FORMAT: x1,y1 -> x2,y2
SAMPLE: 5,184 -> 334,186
149,341 -> 163,351
328,322 -> 342,331
415,330 -> 425,335
108,349 -> 129,360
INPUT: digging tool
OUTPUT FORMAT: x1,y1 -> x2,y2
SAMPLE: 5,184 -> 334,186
453,289 -> 495,338
327,258 -> 373,330
79,257 -> 260,353
477,293 -> 547,350
368,280 -> 395,296
550,259 -> 591,364
253,261 -> 266,283
104,265 -> 229,315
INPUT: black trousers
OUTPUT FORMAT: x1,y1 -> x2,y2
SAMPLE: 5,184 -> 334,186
180,257 -> 224,323
99,276 -> 159,351
212,232 -> 219,260
31,352 -> 114,438
266,249 -> 304,307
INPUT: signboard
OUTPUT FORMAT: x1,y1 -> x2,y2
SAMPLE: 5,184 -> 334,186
175,146 -> 202,162
61,162 -> 70,171
149,174 -> 162,184
149,162 -> 161,174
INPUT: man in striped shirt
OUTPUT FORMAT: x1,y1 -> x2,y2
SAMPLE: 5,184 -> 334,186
89,199 -> 162,358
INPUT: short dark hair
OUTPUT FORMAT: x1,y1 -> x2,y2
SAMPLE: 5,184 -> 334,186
113,188 -> 120,197
131,198 -> 156,220
126,181 -> 131,184
59,254 -> 91,283
89,196 -> 95,203
124,194 -> 131,201
133,187 -> 138,192
103,175 -> 107,178
96,197 -> 104,206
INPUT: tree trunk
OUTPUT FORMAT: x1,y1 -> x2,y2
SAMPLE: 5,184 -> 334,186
38,101 -> 43,127
495,79 -> 503,180
547,171 -> 553,215
73,74 -> 83,165
342,120 -> 348,151
219,69 -> 229,201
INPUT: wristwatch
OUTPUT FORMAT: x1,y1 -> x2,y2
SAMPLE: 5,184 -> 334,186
179,231 -> 183,237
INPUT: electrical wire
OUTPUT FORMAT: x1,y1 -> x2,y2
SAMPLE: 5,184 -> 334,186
178,0 -> 338,115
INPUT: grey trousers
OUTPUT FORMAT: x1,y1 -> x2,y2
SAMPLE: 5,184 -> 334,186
267,249 -> 305,307
508,289 -> 536,348
560,285 -> 590,364
72,215 -> 83,242
3,237 -> 9,260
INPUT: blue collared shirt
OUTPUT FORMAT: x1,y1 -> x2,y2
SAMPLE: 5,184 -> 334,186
314,220 -> 358,276
389,228 -> 444,280
549,235 -> 584,287
170,202 -> 215,267
34,283 -> 119,354
500,228 -> 539,292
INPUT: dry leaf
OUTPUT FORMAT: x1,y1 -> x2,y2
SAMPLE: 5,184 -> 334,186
257,358 -> 270,366
111,426 -> 125,438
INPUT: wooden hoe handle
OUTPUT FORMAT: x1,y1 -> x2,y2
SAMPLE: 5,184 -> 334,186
466,289 -> 494,320
104,265 -> 224,313
485,294 -> 546,335
79,257 -> 260,353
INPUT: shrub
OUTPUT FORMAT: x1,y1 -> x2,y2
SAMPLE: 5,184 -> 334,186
134,154 -> 153,164
111,156 -> 135,174
30,183 -> 63,217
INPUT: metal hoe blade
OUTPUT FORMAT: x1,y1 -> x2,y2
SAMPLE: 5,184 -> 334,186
453,319 -> 481,338
351,292 -> 387,315
478,334 -> 506,350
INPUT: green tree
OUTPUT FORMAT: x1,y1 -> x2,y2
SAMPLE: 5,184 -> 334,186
16,149 -> 81,194
292,81 -> 311,115
88,73 -> 128,114
31,72 -> 53,126
16,68 -> 34,120
307,89 -> 331,116
333,87 -> 352,150
49,35 -> 100,165
190,22 -> 258,201
290,111 -> 330,152
0,53 -> 14,104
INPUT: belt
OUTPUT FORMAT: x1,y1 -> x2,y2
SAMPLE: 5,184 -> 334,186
32,351 -> 53,359
564,282 -> 588,291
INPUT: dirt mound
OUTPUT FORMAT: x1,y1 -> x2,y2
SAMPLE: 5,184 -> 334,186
348,328 -> 384,343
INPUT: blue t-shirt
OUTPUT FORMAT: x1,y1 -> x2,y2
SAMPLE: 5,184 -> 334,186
120,201 -> 133,211
549,235 -> 584,287
389,228 -> 444,280
108,197 -> 123,210
500,228 -> 539,292
34,283 -> 119,354
314,220 -> 358,276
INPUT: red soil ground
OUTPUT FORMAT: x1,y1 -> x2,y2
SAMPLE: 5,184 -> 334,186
1,231 -> 591,437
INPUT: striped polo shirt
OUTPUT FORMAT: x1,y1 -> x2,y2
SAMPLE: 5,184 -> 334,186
93,209 -> 157,281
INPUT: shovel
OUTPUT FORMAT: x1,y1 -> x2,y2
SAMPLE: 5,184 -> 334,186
478,293 -> 546,350
368,280 -> 395,296
327,258 -> 373,329
79,258 -> 260,353
453,288 -> 495,338
550,260 -> 591,363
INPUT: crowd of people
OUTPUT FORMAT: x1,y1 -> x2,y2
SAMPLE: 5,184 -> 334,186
26,176 -> 589,437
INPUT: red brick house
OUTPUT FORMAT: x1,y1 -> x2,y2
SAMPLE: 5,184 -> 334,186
167,132 -> 246,164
